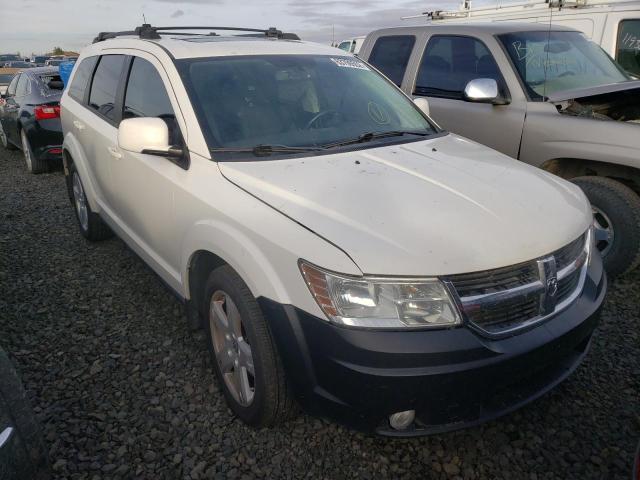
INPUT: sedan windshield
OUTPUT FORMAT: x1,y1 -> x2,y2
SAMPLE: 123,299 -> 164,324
177,55 -> 438,159
498,31 -> 632,99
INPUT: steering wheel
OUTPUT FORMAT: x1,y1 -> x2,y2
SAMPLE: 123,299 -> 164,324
306,110 -> 339,130
558,71 -> 576,78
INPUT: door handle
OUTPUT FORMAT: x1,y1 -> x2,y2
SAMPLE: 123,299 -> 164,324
73,120 -> 85,131
108,146 -> 122,159
0,427 -> 14,449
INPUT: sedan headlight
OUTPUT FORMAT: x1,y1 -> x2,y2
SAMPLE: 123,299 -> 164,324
299,260 -> 461,329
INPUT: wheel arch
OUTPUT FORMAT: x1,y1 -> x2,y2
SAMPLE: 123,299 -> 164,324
540,158 -> 640,195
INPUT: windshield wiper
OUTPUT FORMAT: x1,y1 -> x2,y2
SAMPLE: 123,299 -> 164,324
319,130 -> 431,150
210,144 -> 324,157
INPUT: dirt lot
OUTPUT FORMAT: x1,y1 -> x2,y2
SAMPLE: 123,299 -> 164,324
0,147 -> 638,479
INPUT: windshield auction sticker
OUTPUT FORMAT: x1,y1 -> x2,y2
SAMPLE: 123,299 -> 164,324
331,58 -> 370,70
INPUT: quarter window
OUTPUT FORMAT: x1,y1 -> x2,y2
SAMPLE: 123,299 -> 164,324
415,35 -> 501,99
69,56 -> 98,102
616,19 -> 640,76
368,35 -> 416,87
89,55 -> 126,122
124,57 -> 179,144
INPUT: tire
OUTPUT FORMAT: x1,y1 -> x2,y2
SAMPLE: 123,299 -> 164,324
0,121 -> 17,150
21,130 -> 48,174
0,348 -> 49,480
65,161 -> 113,241
203,265 -> 295,427
571,176 -> 640,277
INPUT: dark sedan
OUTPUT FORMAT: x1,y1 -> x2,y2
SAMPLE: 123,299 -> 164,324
0,67 -> 63,173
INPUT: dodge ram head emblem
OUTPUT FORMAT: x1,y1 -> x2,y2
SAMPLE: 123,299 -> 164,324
547,276 -> 559,297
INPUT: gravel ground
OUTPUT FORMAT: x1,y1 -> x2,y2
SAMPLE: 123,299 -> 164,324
0,147 -> 638,480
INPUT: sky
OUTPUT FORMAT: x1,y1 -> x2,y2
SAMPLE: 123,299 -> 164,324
0,0 -> 466,55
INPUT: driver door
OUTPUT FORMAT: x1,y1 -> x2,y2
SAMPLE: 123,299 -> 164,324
412,34 -> 526,159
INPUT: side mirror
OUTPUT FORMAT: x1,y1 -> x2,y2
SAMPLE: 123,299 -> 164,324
463,78 -> 509,105
413,97 -> 430,117
118,117 -> 183,158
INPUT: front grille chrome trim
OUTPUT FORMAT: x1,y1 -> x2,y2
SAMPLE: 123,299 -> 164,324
447,229 -> 591,338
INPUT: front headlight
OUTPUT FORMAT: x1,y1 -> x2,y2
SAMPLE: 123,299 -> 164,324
299,260 -> 461,329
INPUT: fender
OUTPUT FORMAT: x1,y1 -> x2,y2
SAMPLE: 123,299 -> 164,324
179,216 -> 362,319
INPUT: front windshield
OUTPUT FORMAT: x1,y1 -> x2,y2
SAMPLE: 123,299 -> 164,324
177,55 -> 438,158
498,31 -> 632,99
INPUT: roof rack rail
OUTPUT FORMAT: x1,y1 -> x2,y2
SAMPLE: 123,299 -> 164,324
92,24 -> 300,43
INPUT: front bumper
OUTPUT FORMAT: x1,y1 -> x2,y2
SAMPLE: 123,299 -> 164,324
259,253 -> 606,436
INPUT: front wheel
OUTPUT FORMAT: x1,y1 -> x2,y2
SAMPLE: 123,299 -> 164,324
203,265 -> 295,427
571,176 -> 640,277
0,121 -> 17,150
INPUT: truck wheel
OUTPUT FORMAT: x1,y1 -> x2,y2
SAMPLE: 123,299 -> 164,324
65,161 -> 113,241
571,176 -> 640,277
203,265 -> 295,427
0,348 -> 49,480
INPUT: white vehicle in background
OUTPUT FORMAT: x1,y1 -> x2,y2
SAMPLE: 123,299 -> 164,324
403,0 -> 640,76
337,36 -> 366,54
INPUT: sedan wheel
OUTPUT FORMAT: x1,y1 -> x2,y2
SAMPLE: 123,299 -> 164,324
20,130 -> 33,171
209,290 -> 255,406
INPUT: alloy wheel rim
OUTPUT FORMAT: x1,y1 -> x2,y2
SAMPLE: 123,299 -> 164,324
21,131 -> 32,170
209,290 -> 255,406
72,172 -> 89,231
592,206 -> 614,257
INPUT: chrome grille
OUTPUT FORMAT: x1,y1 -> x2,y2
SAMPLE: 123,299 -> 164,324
446,231 -> 590,336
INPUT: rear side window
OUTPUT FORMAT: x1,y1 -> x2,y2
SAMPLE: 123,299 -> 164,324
69,56 -> 98,102
124,57 -> 180,143
415,35 -> 501,99
368,35 -> 416,87
616,19 -> 640,76
89,55 -> 126,122
15,74 -> 30,97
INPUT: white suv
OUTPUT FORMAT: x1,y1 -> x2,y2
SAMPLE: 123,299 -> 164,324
61,24 -> 606,436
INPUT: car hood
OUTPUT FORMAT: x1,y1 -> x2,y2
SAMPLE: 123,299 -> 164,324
547,80 -> 640,103
219,134 -> 592,276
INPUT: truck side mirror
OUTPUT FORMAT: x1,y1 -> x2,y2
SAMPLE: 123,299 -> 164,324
463,78 -> 510,105
413,97 -> 430,117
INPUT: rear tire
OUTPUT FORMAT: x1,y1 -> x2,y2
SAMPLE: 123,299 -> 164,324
203,265 -> 295,427
0,122 -> 17,150
65,161 -> 113,241
571,176 -> 640,277
21,130 -> 47,174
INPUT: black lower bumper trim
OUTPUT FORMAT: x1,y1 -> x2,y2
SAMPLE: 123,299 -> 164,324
259,255 -> 606,436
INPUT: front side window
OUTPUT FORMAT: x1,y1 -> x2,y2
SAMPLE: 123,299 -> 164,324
89,55 -> 126,122
499,31 -> 632,99
124,57 -> 180,143
616,19 -> 640,76
368,35 -> 416,87
69,56 -> 98,102
338,41 -> 351,52
415,35 -> 502,99
178,55 -> 437,159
